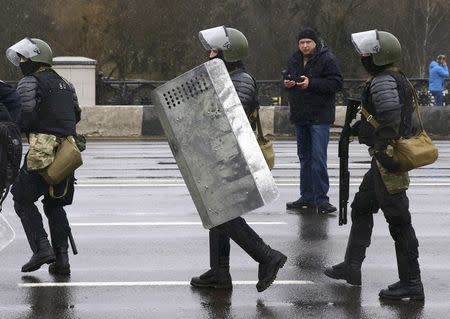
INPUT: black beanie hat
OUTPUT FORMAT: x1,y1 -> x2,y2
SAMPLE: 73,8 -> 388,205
297,27 -> 319,44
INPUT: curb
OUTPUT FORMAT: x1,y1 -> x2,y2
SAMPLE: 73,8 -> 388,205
76,105 -> 450,138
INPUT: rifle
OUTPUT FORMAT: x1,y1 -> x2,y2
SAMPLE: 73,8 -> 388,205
338,97 -> 361,225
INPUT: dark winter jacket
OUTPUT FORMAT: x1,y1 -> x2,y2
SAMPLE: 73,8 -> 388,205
229,66 -> 259,117
285,43 -> 343,125
16,68 -> 81,136
0,81 -> 21,123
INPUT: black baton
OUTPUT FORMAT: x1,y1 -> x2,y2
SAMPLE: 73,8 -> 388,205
68,230 -> 78,255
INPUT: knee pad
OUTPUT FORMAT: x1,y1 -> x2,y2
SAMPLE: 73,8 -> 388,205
351,191 -> 378,215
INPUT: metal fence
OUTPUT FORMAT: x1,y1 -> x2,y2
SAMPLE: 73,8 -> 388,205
96,77 -> 449,106
5,78 -> 448,106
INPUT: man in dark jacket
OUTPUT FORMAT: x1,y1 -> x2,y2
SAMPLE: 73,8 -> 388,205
191,26 -> 287,293
284,28 -> 343,214
6,37 -> 81,275
324,30 -> 424,301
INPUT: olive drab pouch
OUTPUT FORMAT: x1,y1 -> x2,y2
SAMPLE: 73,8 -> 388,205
40,136 -> 82,185
255,109 -> 275,170
26,133 -> 58,171
375,146 -> 410,194
376,160 -> 410,194
392,128 -> 438,172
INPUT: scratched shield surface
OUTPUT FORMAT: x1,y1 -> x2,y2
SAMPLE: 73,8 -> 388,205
151,59 -> 278,229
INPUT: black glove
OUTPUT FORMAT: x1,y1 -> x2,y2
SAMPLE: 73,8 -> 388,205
374,150 -> 400,172
350,120 -> 361,136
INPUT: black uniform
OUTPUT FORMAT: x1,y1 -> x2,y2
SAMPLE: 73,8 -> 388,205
190,64 -> 287,293
0,81 -> 21,122
325,68 -> 424,300
11,68 -> 81,273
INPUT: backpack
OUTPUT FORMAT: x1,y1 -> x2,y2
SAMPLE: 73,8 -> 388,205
0,121 -> 22,210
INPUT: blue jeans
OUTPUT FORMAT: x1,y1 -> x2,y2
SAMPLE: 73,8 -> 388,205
430,90 -> 443,106
295,124 -> 330,205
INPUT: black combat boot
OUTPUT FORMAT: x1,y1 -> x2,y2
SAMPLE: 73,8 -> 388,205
191,229 -> 232,289
256,249 -> 287,292
379,224 -> 424,301
325,215 -> 371,286
379,276 -> 424,300
49,247 -> 71,275
324,229 -> 367,286
223,217 -> 287,292
21,237 -> 56,272
386,242 -> 408,290
324,246 -> 365,286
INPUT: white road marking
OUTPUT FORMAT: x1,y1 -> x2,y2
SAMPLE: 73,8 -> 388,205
71,221 -> 287,227
74,182 -> 450,187
18,280 -> 313,288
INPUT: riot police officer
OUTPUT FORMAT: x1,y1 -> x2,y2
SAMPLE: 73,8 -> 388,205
190,26 -> 287,292
6,38 -> 81,275
324,30 -> 424,301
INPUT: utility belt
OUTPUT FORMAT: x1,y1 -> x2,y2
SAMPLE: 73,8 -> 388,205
26,133 -> 85,197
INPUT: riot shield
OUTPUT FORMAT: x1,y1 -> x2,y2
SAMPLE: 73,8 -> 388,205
152,59 -> 278,229
0,214 -> 15,251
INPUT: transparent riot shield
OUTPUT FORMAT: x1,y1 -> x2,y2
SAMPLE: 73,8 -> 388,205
0,214 -> 15,252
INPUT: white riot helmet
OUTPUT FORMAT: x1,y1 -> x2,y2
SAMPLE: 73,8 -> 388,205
199,26 -> 248,62
6,38 -> 53,66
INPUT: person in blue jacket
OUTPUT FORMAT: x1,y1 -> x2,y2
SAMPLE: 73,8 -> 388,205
429,54 -> 448,106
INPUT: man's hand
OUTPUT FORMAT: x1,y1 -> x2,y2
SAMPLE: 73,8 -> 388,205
284,80 -> 296,88
375,150 -> 400,172
350,120 -> 361,136
297,76 -> 309,89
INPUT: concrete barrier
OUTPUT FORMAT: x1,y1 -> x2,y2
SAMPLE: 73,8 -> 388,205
77,105 -> 450,138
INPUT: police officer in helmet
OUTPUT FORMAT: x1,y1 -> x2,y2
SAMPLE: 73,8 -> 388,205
324,30 -> 424,301
191,26 -> 287,292
6,38 -> 81,275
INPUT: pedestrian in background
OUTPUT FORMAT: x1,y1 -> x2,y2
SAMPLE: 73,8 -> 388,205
284,27 -> 343,214
6,38 -> 81,275
429,54 -> 448,106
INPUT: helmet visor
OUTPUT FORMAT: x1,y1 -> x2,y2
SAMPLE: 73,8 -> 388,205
199,26 -> 231,51
6,38 -> 40,66
351,30 -> 380,55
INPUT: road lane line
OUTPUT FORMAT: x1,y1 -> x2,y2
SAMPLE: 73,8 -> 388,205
74,182 -> 450,187
70,221 -> 288,227
18,280 -> 313,288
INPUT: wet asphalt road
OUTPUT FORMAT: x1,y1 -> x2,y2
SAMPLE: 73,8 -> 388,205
1,139 -> 450,319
